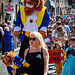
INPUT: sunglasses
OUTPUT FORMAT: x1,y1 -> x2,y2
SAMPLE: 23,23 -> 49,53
61,22 -> 64,23
29,38 -> 37,41
57,23 -> 61,25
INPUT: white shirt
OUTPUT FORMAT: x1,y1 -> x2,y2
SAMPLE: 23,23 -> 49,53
52,30 -> 67,39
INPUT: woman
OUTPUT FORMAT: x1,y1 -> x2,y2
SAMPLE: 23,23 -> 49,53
61,36 -> 75,75
12,31 -> 49,75
24,31 -> 49,75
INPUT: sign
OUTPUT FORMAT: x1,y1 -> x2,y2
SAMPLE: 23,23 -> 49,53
43,35 -> 52,45
48,50 -> 64,64
3,3 -> 15,13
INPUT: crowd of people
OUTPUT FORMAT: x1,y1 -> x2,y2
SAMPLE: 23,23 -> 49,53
0,14 -> 75,75
0,21 -> 20,54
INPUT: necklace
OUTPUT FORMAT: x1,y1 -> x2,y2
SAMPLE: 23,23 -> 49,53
30,47 -> 41,53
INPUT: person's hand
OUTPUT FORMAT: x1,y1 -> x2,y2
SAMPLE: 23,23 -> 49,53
39,30 -> 47,37
11,69 -> 16,74
13,31 -> 21,36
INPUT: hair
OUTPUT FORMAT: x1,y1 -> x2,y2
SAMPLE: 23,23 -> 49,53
4,27 -> 9,31
30,31 -> 46,48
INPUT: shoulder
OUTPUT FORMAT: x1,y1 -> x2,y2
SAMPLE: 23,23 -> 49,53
42,48 -> 48,55
24,48 -> 29,58
64,25 -> 69,28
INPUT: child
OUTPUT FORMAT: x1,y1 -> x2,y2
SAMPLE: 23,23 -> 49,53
54,41 -> 66,75
61,36 -> 75,75
3,27 -> 14,53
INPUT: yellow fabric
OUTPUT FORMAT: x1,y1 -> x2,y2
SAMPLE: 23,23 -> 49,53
55,63 -> 63,75
12,64 -> 18,69
23,73 -> 28,75
11,50 -> 15,54
20,6 -> 26,26
20,6 -> 46,37
37,6 -> 46,27
23,61 -> 30,67
20,6 -> 46,28
25,32 -> 31,37
54,48 -> 66,60
54,48 -> 66,75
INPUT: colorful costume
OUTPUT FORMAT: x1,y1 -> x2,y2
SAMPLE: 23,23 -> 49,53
14,0 -> 50,58
54,48 -> 66,75
61,47 -> 75,75
2,52 -> 30,75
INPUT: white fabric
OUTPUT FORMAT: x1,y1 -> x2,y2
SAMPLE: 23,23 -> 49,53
52,30 -> 67,39
14,26 -> 21,31
22,60 -> 26,64
23,11 -> 39,32
40,27 -> 47,32
11,62 -> 14,67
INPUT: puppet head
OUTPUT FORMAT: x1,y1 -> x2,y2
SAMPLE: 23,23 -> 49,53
23,0 -> 44,15
1,52 -> 16,67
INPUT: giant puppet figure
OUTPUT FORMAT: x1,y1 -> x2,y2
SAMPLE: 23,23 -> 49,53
14,0 -> 50,58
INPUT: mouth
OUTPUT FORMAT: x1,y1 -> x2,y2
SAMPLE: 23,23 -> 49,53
26,3 -> 34,8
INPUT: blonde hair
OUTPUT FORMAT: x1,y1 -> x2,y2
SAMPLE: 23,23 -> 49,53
4,27 -> 9,31
30,31 -> 46,48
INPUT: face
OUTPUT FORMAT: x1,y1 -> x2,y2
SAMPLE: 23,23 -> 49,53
25,0 -> 38,12
29,34 -> 40,47
70,40 -> 75,47
56,23 -> 61,27
56,44 -> 61,49
72,28 -> 75,32
50,20 -> 53,25
61,21 -> 65,26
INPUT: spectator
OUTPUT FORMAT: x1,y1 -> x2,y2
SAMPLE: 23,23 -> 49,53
12,31 -> 49,75
69,20 -> 74,33
61,36 -> 75,75
50,18 -> 54,28
71,25 -> 75,37
3,27 -> 14,53
7,21 -> 13,33
54,41 -> 66,75
61,19 -> 71,48
43,25 -> 52,50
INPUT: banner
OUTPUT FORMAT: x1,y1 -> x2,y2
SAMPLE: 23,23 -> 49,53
48,50 -> 64,64
3,3 -> 15,13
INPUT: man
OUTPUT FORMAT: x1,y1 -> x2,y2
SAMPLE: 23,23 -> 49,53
61,19 -> 71,48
